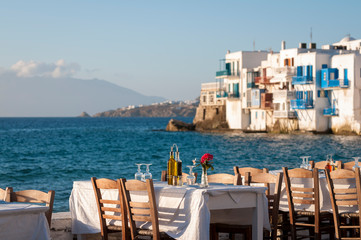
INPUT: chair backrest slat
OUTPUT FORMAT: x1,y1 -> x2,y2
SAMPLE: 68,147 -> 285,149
283,167 -> 320,235
245,171 -> 283,239
91,177 -> 127,239
207,173 -> 241,185
120,178 -> 161,240
10,188 -> 55,227
325,168 -> 361,239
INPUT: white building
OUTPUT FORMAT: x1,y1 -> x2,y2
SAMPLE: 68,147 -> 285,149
198,36 -> 361,134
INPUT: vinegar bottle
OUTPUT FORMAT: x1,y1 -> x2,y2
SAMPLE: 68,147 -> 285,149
176,151 -> 182,185
167,148 -> 175,185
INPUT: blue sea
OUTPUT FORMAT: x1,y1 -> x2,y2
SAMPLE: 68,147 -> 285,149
1,117 -> 361,212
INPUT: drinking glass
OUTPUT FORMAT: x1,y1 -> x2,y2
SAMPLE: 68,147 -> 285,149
305,156 -> 312,170
352,157 -> 361,171
143,164 -> 152,181
186,165 -> 196,185
299,156 -> 306,169
135,164 -> 143,181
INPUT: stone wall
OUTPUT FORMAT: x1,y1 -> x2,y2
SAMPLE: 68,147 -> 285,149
193,105 -> 228,131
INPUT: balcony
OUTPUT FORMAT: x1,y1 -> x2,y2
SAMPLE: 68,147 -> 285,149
292,76 -> 313,85
216,70 -> 230,78
321,79 -> 349,89
261,93 -> 273,109
290,99 -> 314,109
323,108 -> 339,116
216,91 -> 228,98
273,90 -> 296,101
228,92 -> 240,98
247,82 -> 256,88
274,66 -> 296,75
255,76 -> 272,85
274,110 -> 297,118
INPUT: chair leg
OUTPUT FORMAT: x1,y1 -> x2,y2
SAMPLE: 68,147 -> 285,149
210,224 -> 218,240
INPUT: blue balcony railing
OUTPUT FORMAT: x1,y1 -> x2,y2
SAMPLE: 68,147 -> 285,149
228,92 -> 240,98
321,79 -> 349,89
290,99 -> 314,109
216,91 -> 228,98
292,76 -> 313,85
323,108 -> 339,116
216,70 -> 230,77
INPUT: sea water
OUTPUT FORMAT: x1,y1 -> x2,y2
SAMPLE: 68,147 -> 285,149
1,117 -> 361,212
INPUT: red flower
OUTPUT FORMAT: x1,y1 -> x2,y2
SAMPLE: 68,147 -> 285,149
201,153 -> 213,164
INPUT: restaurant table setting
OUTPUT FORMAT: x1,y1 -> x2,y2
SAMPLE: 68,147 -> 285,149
70,180 -> 270,240
0,201 -> 50,240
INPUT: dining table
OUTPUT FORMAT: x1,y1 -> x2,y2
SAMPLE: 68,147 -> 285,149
69,180 -> 270,240
0,201 -> 50,240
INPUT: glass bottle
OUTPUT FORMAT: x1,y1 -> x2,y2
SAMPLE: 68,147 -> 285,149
167,148 -> 175,185
176,151 -> 182,185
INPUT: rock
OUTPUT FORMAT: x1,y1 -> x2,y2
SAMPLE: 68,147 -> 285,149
78,112 -> 91,117
166,119 -> 195,131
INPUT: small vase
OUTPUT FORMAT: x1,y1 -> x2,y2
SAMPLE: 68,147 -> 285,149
201,166 -> 208,187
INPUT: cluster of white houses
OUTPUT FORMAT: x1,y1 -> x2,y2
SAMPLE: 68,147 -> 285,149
197,36 -> 361,134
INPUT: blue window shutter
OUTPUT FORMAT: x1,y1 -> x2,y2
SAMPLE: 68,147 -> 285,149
297,66 -> 302,76
322,64 -> 328,69
310,65 -> 313,78
335,69 -> 339,79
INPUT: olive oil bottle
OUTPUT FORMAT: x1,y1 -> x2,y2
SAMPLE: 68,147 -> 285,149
167,147 -> 175,185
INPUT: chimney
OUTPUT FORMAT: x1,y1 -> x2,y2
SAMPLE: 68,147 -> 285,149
227,50 -> 231,54
309,43 -> 316,49
281,40 -> 286,50
299,43 -> 307,49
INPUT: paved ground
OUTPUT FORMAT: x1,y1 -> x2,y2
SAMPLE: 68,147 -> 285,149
50,212 -> 245,240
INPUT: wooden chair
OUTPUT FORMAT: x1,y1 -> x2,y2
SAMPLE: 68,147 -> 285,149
325,168 -> 361,239
120,178 -> 174,240
342,161 -> 361,170
283,167 -> 334,240
161,170 -> 198,184
91,177 -> 128,240
10,188 -> 55,227
208,173 -> 245,240
309,160 -> 342,169
245,172 -> 284,240
0,187 -> 12,202
233,166 -> 268,185
207,173 -> 242,185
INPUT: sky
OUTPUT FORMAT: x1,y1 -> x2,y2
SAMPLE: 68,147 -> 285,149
1,0 -> 361,101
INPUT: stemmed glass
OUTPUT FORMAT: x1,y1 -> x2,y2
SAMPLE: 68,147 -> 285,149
305,156 -> 311,170
186,165 -> 196,185
352,157 -> 361,171
135,164 -> 143,181
143,164 -> 152,181
300,156 -> 306,169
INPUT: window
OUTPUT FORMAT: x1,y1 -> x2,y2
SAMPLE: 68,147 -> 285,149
216,108 -> 219,115
255,112 -> 258,119
262,112 -> 264,120
330,72 -> 335,80
209,95 -> 214,103
203,96 -> 206,103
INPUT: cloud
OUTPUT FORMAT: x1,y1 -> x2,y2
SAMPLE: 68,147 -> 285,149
10,59 -> 80,78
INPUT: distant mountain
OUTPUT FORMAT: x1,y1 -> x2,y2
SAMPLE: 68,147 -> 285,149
93,101 -> 198,118
0,74 -> 165,117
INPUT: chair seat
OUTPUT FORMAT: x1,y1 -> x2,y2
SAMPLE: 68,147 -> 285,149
107,225 -> 122,231
295,210 -> 332,217
136,229 -> 174,239
340,212 -> 360,218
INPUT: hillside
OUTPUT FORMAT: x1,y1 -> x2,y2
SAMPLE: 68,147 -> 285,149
0,74 -> 165,117
93,101 -> 198,117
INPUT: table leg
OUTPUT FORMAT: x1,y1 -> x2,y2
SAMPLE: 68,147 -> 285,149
252,193 -> 264,240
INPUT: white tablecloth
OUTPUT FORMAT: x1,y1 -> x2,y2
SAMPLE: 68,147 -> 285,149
0,202 -> 50,240
70,181 -> 269,240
